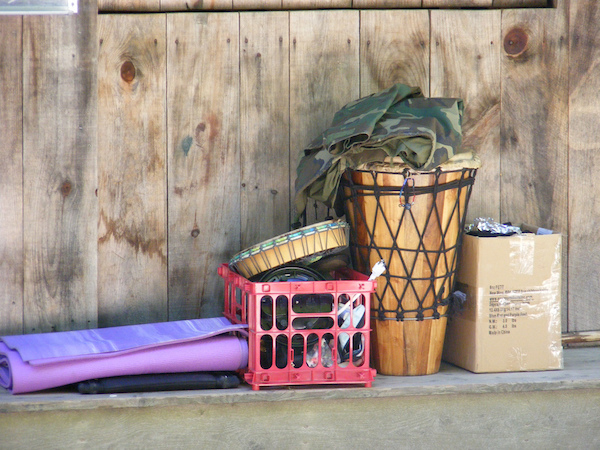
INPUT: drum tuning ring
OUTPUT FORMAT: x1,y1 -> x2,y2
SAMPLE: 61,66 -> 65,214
399,177 -> 415,209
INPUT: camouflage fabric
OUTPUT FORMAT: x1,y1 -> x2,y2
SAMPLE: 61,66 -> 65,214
294,83 -> 467,219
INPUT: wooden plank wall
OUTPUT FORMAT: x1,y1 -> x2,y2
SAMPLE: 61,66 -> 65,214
0,17 -> 24,336
1,0 -> 599,335
240,12 -> 290,250
568,1 -> 600,332
166,13 -> 241,319
289,10 -> 360,224
97,14 -> 167,326
0,1 -> 98,335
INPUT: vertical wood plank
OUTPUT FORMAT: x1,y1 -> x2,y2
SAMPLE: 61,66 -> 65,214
568,0 -> 600,332
431,10 -> 501,223
167,13 -> 240,319
0,17 -> 24,336
22,2 -> 98,333
240,12 -> 290,247
289,10 -> 360,224
501,2 -> 568,329
97,14 -> 167,327
500,5 -> 568,228
360,9 -> 429,97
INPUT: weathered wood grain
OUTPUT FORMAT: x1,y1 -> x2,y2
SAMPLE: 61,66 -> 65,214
234,0 -> 282,9
2,0 -> 595,338
354,0 -> 421,7
493,0 -> 547,7
360,9 -> 429,97
96,0 -> 550,12
0,17 -> 24,336
501,2 -> 568,330
431,10 -> 501,222
22,4 -> 98,333
289,10 -> 360,224
562,331 -> 600,347
97,14 -> 167,327
240,12 -> 290,248
283,0 -> 350,8
160,0 -> 232,11
167,13 -> 240,319
424,0 -> 492,7
98,0 -> 159,11
568,0 -> 600,332
500,6 -> 568,229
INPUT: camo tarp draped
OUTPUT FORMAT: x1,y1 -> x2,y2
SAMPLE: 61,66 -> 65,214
294,83 -> 468,219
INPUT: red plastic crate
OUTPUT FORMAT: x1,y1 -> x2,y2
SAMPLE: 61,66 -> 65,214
219,264 -> 377,390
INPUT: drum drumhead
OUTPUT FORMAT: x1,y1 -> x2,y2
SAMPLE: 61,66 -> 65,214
229,220 -> 349,279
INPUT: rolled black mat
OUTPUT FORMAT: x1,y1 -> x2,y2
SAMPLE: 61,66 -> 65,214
77,372 -> 240,394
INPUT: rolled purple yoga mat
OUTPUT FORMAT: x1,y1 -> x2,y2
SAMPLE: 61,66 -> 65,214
0,318 -> 248,394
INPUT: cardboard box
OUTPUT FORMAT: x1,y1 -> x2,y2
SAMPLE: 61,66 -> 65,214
443,230 -> 563,373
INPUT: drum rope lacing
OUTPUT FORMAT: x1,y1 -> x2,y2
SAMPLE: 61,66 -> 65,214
341,167 -> 477,321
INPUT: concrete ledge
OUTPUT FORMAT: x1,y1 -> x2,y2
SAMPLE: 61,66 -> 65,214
1,348 -> 599,448
1,347 -> 598,413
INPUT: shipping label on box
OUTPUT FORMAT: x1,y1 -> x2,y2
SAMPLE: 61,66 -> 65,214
443,231 -> 563,373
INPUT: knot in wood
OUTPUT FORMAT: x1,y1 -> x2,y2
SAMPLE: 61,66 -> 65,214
61,181 -> 72,197
504,28 -> 528,57
120,61 -> 136,82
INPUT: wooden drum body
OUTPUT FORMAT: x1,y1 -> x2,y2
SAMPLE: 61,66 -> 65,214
342,165 -> 476,375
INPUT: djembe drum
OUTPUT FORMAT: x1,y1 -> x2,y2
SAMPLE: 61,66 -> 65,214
342,159 -> 477,375
229,219 -> 349,280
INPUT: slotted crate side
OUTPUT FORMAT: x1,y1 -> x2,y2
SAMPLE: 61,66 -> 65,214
219,264 -> 377,389
220,264 -> 250,325
248,288 -> 372,387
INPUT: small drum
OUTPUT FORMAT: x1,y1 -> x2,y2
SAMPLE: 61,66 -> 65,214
229,219 -> 349,279
341,156 -> 478,375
